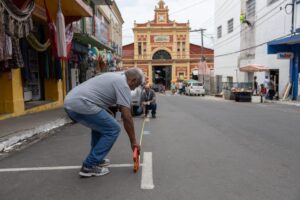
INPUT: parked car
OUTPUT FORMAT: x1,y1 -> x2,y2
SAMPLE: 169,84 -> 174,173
185,81 -> 205,96
131,85 -> 145,116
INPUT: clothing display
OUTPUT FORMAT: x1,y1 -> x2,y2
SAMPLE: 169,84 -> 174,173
0,0 -> 34,38
0,0 -> 34,69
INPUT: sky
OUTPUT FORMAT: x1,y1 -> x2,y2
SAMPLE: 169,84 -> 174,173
115,0 -> 215,49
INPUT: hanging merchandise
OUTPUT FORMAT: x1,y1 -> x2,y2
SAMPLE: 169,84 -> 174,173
88,47 -> 100,61
26,33 -> 51,52
100,50 -> 107,63
0,31 -> 12,62
11,37 -> 24,68
65,24 -> 74,59
0,0 -> 34,38
44,0 -> 58,57
106,51 -> 112,63
56,0 -> 67,58
20,38 -> 30,80
0,0 -> 35,68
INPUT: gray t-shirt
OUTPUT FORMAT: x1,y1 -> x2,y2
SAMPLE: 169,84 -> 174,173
141,89 -> 156,104
64,72 -> 131,114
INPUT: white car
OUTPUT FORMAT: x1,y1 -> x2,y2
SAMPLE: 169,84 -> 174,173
185,82 -> 205,96
131,86 -> 143,106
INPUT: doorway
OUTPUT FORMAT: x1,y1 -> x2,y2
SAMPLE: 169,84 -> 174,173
152,66 -> 172,91
270,69 -> 279,99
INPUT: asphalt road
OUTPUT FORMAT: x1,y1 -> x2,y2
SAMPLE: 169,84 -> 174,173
1,94 -> 300,200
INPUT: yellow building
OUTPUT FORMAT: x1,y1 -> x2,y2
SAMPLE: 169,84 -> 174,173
122,0 -> 214,89
0,0 -> 92,120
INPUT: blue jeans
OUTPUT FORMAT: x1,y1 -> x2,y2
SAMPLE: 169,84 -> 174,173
65,109 -> 120,167
145,103 -> 157,116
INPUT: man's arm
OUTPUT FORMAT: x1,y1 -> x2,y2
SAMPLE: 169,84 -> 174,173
119,105 -> 140,151
149,90 -> 156,103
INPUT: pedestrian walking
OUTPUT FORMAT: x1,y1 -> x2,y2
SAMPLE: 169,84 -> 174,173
64,68 -> 144,177
171,81 -> 177,95
253,76 -> 258,95
178,81 -> 183,95
259,84 -> 267,102
267,77 -> 276,100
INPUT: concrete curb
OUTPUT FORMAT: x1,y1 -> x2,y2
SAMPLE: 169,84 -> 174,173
264,100 -> 300,107
0,117 -> 72,152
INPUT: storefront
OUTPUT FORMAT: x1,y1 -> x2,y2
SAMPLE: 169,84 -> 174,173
0,0 -> 92,120
268,34 -> 300,100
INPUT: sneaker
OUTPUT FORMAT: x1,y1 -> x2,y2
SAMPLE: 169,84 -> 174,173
152,114 -> 156,118
79,165 -> 110,177
97,158 -> 110,167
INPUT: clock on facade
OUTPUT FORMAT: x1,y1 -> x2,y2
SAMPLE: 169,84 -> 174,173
159,15 -> 165,22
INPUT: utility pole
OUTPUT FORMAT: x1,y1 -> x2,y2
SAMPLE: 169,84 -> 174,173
286,0 -> 296,34
291,0 -> 295,34
190,28 -> 206,83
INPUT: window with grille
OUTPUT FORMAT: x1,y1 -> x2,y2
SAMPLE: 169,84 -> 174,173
217,26 -> 222,38
246,0 -> 256,17
267,0 -> 279,5
227,18 -> 234,33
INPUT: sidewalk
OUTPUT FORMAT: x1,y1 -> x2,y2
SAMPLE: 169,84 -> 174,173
0,108 -> 72,152
264,99 -> 300,107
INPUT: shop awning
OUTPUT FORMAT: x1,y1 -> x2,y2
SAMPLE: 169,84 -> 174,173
92,0 -> 112,5
240,64 -> 269,72
268,34 -> 300,54
73,33 -> 113,51
35,0 -> 92,21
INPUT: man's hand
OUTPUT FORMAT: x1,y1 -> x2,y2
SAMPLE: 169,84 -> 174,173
132,143 -> 140,153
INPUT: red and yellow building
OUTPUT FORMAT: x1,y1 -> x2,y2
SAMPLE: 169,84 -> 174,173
122,0 -> 214,88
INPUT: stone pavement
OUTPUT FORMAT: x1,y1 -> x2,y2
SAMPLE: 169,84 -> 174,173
0,108 -> 71,152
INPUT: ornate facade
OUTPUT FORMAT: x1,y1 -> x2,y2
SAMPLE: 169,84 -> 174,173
122,0 -> 214,89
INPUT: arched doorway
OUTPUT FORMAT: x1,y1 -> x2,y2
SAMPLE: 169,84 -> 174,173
152,50 -> 172,91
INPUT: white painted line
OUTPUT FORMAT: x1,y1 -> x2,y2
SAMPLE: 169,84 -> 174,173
143,131 -> 151,135
0,163 -> 140,173
141,152 -> 154,190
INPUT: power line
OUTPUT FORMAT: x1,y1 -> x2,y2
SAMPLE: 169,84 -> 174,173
214,0 -> 288,48
214,33 -> 290,58
216,6 -> 284,49
122,0 -> 212,32
169,0 -> 210,16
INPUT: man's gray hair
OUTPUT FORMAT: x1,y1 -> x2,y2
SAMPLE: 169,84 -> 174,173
125,68 -> 145,86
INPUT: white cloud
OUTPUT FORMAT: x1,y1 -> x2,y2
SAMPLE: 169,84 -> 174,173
115,0 -> 215,48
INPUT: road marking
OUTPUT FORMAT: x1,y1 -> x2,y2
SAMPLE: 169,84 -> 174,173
141,152 -> 154,190
143,130 -> 151,135
0,164 -> 141,172
139,118 -> 146,145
